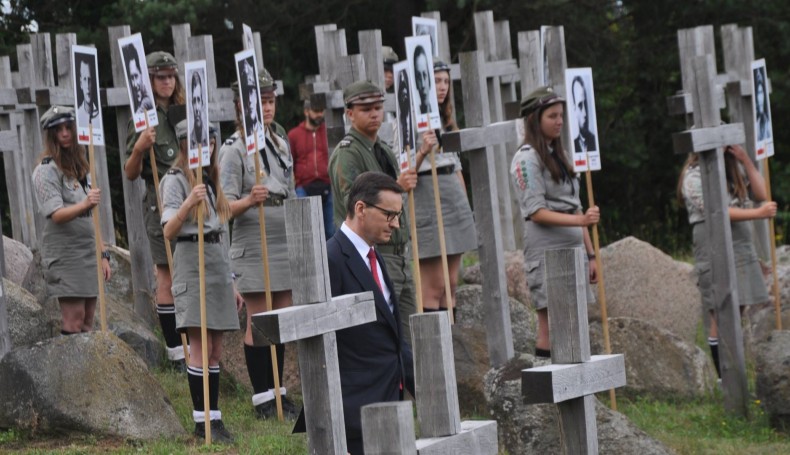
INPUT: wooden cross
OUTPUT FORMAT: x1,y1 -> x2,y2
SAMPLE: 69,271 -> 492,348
0,201 -> 9,359
673,53 -> 749,417
361,312 -> 498,454
521,248 -> 626,454
250,196 -> 377,454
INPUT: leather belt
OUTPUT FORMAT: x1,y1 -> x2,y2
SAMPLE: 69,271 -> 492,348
263,194 -> 286,207
418,166 -> 454,176
177,232 -> 222,243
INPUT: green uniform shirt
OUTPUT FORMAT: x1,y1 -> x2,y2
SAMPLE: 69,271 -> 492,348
125,104 -> 178,187
329,127 -> 409,248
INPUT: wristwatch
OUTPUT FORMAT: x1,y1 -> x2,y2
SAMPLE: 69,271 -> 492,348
101,250 -> 111,260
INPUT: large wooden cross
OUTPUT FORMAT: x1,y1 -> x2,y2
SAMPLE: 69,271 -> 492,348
361,312 -> 498,454
672,53 -> 749,417
251,196 -> 377,454
521,248 -> 626,454
0,202 -> 9,359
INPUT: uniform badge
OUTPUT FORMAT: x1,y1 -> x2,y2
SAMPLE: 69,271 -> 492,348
167,148 -> 175,157
338,139 -> 351,148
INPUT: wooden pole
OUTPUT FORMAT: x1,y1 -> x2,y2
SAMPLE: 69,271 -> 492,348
196,146 -> 211,445
583,167 -> 616,411
762,161 -> 782,330
145,117 -> 190,360
407,146 -> 424,314
429,148 -> 454,324
88,123 -> 108,332
253,134 -> 284,421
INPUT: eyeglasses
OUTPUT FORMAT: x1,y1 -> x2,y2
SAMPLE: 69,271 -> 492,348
365,202 -> 402,222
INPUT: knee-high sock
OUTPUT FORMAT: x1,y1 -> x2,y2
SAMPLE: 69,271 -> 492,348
187,366 -> 204,415
244,343 -> 271,395
157,304 -> 184,361
708,337 -> 721,378
209,365 -> 220,411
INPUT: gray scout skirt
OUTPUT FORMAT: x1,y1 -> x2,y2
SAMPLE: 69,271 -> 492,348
693,221 -> 769,311
41,216 -> 97,298
143,186 -> 173,266
229,204 -> 291,293
414,172 -> 478,259
522,220 -> 595,310
171,238 -> 239,332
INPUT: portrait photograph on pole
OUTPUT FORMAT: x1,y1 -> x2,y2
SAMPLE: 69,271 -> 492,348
393,60 -> 416,172
185,60 -> 210,169
71,45 -> 104,146
234,49 -> 265,155
117,33 -> 157,132
412,16 -> 439,58
405,34 -> 441,132
565,67 -> 601,172
751,59 -> 774,160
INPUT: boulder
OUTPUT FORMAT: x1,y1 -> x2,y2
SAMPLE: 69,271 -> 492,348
596,236 -> 701,344
4,278 -> 58,347
743,304 -> 790,360
754,330 -> 790,432
484,355 -> 674,454
589,317 -> 715,400
455,284 -> 536,355
460,251 -> 531,305
454,284 -> 536,415
0,332 -> 185,440
2,235 -> 33,286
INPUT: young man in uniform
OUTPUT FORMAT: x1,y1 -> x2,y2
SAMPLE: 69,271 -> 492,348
328,80 -> 418,345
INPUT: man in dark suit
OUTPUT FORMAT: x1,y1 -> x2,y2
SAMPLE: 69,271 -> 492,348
571,75 -> 597,153
324,171 -> 415,454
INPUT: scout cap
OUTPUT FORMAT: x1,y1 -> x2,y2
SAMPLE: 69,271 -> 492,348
175,119 -> 188,141
382,46 -> 398,68
433,59 -> 451,74
146,51 -> 178,74
40,105 -> 75,130
520,86 -> 565,117
343,80 -> 385,107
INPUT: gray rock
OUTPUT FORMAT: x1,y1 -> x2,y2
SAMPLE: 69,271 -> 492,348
743,304 -> 790,361
4,278 -> 57,347
754,330 -> 790,431
460,251 -> 531,305
2,235 -> 33,286
484,355 -> 675,454
103,292 -> 163,368
0,332 -> 185,440
595,236 -> 701,344
455,284 -> 536,354
589,317 -> 715,400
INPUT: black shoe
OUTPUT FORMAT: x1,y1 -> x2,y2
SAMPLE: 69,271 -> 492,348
255,396 -> 300,420
193,420 -> 234,445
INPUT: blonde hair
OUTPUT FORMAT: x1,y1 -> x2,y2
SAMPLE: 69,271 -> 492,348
171,137 -> 231,223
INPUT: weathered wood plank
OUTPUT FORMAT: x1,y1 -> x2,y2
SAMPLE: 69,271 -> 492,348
298,332 -> 348,454
415,420 -> 498,455
109,24 -> 156,323
522,354 -> 626,404
0,205 -> 9,359
672,123 -> 745,155
30,33 -> 55,88
361,402 -> 417,455
55,33 -> 77,88
517,30 -> 541,95
250,293 -> 376,346
285,197 -> 332,305
474,11 -> 497,62
411,312 -> 461,438
171,23 -> 191,76
458,50 -> 514,367
335,55 -> 366,92
358,30 -> 384,91
442,120 -> 519,155
546,248 -> 590,364
557,395 -> 598,455
0,56 -> 11,89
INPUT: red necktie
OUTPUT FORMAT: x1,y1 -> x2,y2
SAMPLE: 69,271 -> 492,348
368,248 -> 383,291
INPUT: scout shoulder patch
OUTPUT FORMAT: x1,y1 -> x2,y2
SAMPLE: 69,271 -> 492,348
166,168 -> 182,175
337,138 -> 352,148
41,157 -> 53,165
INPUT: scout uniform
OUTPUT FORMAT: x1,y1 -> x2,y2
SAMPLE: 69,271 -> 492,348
32,106 -> 102,301
413,60 -> 477,259
509,87 -> 594,311
161,120 -> 237,444
328,80 -> 417,344
220,68 -> 298,419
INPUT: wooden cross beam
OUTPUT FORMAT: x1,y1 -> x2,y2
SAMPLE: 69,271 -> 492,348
442,50 -> 515,367
361,312 -> 498,454
522,248 -> 626,455
251,197 -> 377,454
673,54 -> 749,417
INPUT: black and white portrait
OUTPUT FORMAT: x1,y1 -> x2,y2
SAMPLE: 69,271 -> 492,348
565,68 -> 601,172
393,61 -> 415,171
234,50 -> 264,155
71,45 -> 104,146
185,61 -> 209,169
751,60 -> 773,161
118,34 -> 156,131
405,35 -> 441,132
242,23 -> 255,51
412,16 -> 439,59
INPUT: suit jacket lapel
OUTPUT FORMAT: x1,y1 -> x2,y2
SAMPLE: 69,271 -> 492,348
336,231 -> 399,334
